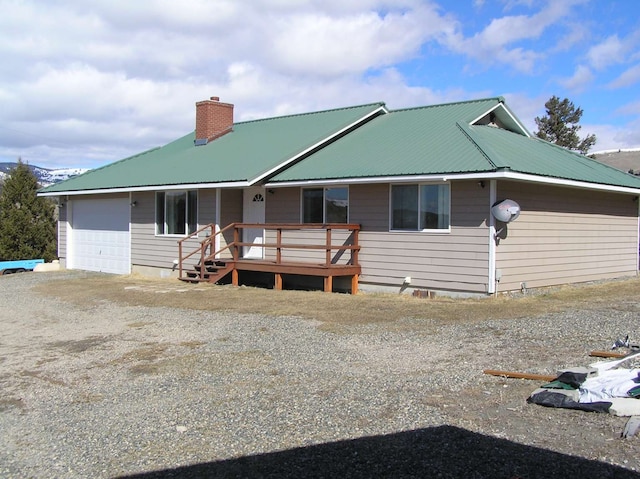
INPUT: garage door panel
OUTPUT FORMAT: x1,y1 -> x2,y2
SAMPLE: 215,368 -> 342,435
73,199 -> 130,231
71,198 -> 130,274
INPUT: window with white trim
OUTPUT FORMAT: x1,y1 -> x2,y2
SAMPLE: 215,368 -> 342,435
391,184 -> 450,231
155,190 -> 198,235
302,187 -> 348,223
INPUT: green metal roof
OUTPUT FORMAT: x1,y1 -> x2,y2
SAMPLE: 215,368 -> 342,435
40,96 -> 640,194
269,97 -> 640,191
40,102 -> 385,193
269,98 -> 504,181
465,124 -> 640,188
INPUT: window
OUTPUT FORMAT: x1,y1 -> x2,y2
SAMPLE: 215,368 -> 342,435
302,187 -> 348,223
391,184 -> 449,231
156,190 -> 198,235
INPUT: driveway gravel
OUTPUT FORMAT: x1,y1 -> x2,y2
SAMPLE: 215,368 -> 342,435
1,271 -> 640,478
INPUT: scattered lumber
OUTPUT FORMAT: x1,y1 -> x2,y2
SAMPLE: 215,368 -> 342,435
482,369 -> 556,381
589,350 -> 629,358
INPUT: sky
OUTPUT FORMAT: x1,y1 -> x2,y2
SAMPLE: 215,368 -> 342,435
1,0 -> 639,170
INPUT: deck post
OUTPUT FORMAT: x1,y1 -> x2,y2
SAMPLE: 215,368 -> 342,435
325,227 -> 332,266
351,274 -> 359,295
274,273 -> 282,290
324,276 -> 333,293
233,226 -> 240,261
352,228 -> 359,265
232,269 -> 239,286
178,242 -> 183,277
276,228 -> 282,264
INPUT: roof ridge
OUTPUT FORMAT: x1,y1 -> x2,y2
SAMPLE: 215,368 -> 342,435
235,102 -> 386,125
457,122 -> 500,170
388,97 -> 504,114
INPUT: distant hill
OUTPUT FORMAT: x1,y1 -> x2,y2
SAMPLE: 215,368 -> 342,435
0,162 -> 89,188
592,149 -> 640,175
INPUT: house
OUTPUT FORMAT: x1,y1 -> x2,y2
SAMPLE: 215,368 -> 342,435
39,96 -> 640,296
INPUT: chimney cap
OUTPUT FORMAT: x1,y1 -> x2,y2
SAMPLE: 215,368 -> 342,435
210,96 -> 220,101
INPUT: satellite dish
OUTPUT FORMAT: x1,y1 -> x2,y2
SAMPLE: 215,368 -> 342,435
491,199 -> 521,223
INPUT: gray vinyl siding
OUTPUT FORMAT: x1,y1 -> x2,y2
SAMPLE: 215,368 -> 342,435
130,189 -> 217,269
221,189 -> 243,225
266,181 -> 491,293
266,188 -> 300,223
218,189 -> 243,257
495,182 -> 639,291
354,181 -> 490,293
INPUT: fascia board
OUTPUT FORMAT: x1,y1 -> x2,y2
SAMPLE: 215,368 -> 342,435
267,171 -> 640,195
266,175 -> 451,188
487,171 -> 640,195
248,105 -> 388,186
469,104 -> 497,126
38,180 -> 250,197
499,104 -> 531,137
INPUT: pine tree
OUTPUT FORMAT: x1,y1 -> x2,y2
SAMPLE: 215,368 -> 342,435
0,160 -> 57,261
534,96 -> 597,155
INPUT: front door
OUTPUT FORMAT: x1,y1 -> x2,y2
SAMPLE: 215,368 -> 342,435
242,186 -> 266,259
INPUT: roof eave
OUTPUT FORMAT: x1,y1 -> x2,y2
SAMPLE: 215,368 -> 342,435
37,180 -> 251,197
266,171 -> 640,195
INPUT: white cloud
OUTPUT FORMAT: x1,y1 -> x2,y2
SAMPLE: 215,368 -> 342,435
552,22 -> 588,52
587,35 -> 625,70
266,6 -> 446,76
608,64 -> 640,89
445,0 -> 586,74
1,0 -> 467,168
558,65 -> 594,91
0,0 -> 638,168
588,122 -> 640,152
615,100 -> 640,117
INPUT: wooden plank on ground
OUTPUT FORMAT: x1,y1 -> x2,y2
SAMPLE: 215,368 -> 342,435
483,369 -> 556,381
589,350 -> 631,358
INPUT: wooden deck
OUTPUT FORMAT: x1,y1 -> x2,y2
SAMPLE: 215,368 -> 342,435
231,259 -> 361,293
178,223 -> 361,294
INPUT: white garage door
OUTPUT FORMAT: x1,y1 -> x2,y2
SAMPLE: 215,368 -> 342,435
70,197 -> 131,274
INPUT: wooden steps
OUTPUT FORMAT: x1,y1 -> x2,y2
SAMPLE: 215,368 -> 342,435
180,260 -> 234,284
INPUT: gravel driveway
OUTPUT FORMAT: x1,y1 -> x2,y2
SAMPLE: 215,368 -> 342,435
1,271 -> 640,478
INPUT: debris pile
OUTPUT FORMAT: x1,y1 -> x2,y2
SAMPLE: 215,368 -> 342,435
484,336 -> 640,438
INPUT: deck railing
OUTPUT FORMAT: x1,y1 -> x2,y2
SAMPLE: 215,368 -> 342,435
178,223 -> 360,281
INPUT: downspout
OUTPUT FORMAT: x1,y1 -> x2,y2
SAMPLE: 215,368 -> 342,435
488,180 -> 497,295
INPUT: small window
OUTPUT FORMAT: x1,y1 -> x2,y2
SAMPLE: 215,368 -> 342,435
391,184 -> 449,231
303,187 -> 348,223
156,190 -> 198,235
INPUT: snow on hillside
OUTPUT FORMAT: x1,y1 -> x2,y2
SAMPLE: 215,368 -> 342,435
34,167 -> 90,186
0,163 -> 89,187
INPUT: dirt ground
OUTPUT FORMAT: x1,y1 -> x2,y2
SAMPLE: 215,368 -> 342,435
3,272 -> 640,477
32,272 -> 640,328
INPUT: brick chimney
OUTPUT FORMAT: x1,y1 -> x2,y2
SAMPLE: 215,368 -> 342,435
195,96 -> 234,145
